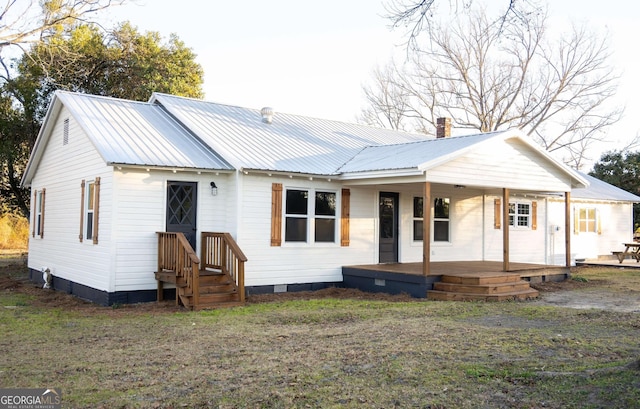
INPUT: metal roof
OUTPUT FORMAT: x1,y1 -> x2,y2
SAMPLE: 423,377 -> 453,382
24,91 -> 636,204
572,172 -> 640,202
57,91 -> 232,170
150,93 -> 428,175
337,132 -> 502,173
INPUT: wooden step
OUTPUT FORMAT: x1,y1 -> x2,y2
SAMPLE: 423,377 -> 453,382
179,296 -> 243,310
155,270 -> 177,283
199,272 -> 233,286
199,282 -> 236,294
193,301 -> 245,311
441,274 -> 522,285
433,280 -> 532,295
427,288 -> 539,301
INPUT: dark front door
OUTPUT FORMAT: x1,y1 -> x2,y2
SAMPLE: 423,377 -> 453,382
379,192 -> 399,263
166,181 -> 197,250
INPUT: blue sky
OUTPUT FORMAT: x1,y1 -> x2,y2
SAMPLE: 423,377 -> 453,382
102,0 -> 640,166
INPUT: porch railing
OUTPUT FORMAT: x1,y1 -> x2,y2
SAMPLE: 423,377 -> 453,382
157,232 -> 200,307
201,232 -> 247,302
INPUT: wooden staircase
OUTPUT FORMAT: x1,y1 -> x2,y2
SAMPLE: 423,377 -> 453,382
155,268 -> 243,310
427,273 -> 539,301
155,232 -> 247,311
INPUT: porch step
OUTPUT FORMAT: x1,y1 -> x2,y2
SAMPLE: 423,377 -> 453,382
433,281 -> 533,295
427,273 -> 539,301
441,274 -> 521,285
427,288 -> 539,301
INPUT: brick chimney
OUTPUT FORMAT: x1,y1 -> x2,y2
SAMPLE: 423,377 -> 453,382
436,117 -> 451,138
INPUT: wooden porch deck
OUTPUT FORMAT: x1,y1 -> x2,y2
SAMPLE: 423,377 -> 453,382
345,261 -> 566,278
342,261 -> 569,300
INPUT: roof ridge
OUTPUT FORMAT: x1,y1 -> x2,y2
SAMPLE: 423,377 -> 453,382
152,93 -> 443,139
57,90 -> 153,106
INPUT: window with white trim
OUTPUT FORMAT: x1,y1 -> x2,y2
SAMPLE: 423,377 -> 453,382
577,207 -> 597,233
34,189 -> 45,238
509,202 -> 530,228
85,181 -> 96,240
413,197 -> 450,242
284,189 -> 336,243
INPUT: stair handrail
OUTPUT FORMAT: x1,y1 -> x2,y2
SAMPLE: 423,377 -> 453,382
201,232 -> 247,302
157,232 -> 200,308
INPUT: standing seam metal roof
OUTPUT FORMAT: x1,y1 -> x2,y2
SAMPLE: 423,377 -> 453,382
150,93 -> 430,174
57,91 -> 232,170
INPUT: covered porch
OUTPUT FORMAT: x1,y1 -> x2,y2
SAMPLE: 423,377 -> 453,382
343,261 -> 569,300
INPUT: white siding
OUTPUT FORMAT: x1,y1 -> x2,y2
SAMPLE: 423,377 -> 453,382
112,170 -> 237,291
547,199 -> 633,262
427,138 -> 572,191
482,194 -> 547,264
399,187 -> 484,262
28,107 -> 113,291
236,174 -> 378,286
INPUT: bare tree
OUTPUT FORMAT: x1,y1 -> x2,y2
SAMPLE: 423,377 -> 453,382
0,0 -> 126,48
385,0 -> 543,50
359,63 -> 415,132
0,0 -> 126,216
362,7 -> 622,166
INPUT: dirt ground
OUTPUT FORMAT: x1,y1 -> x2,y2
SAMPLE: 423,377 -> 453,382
1,256 -> 638,315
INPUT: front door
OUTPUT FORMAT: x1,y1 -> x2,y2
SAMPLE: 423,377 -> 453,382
166,181 -> 197,250
379,192 -> 399,263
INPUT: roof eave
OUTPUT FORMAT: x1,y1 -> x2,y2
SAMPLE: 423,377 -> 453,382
108,163 -> 236,173
339,168 -> 424,180
20,93 -> 63,188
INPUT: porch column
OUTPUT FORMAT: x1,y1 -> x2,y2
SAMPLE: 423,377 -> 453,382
565,191 -> 571,267
422,181 -> 431,276
502,188 -> 510,271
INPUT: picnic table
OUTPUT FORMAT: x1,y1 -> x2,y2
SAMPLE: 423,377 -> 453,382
612,242 -> 640,263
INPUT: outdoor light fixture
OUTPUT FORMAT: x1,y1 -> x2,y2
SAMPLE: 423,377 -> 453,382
454,184 -> 466,189
210,181 -> 218,196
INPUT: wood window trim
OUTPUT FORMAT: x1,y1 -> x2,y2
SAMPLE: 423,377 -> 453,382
79,180 -> 85,242
494,198 -> 501,229
32,190 -> 37,238
39,188 -> 46,238
93,177 -> 100,244
79,178 -> 100,244
271,183 -> 282,246
531,201 -> 537,231
341,188 -> 350,246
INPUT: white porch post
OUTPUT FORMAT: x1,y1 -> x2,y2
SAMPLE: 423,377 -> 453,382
565,191 -> 571,267
502,188 -> 510,271
423,181 -> 431,276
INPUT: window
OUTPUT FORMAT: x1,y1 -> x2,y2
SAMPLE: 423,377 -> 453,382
314,191 -> 336,242
433,197 -> 450,241
413,197 -> 423,241
509,202 -> 530,228
413,197 -> 450,242
33,189 -> 45,238
85,181 -> 95,240
577,208 -> 597,233
79,178 -> 100,244
284,188 -> 336,243
285,189 -> 308,242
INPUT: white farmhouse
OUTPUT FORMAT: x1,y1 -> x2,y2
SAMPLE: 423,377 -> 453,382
21,91 -> 639,308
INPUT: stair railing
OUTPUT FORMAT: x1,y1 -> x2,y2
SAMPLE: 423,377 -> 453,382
201,232 -> 247,302
157,232 -> 200,307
